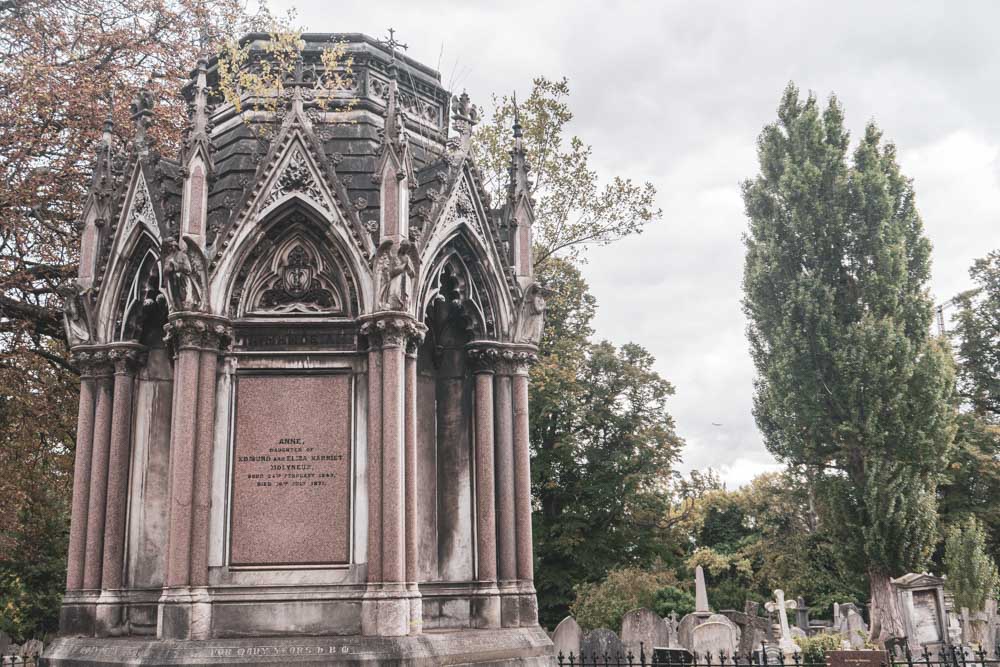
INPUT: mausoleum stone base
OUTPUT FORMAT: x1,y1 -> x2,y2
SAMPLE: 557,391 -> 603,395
41,628 -> 555,666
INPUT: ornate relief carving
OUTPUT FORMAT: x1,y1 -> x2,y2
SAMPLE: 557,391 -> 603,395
374,239 -> 418,312
261,148 -> 328,213
107,343 -> 148,375
162,235 -> 209,312
163,314 -> 231,351
124,172 -> 158,239
71,348 -> 113,377
60,279 -> 96,347
249,241 -> 342,315
368,74 -> 441,128
513,282 -> 556,345
360,314 -> 425,350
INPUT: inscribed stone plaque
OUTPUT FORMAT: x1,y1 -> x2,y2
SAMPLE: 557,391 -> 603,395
912,590 -> 942,644
230,373 -> 352,566
825,650 -> 888,667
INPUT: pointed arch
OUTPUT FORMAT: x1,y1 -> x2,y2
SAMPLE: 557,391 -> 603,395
418,229 -> 509,340
223,201 -> 365,319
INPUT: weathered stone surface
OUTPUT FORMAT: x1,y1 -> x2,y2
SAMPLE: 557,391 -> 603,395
826,649 -> 888,667
621,608 -> 670,658
580,629 -> 625,661
551,616 -> 582,659
691,614 -> 739,659
41,628 -> 554,666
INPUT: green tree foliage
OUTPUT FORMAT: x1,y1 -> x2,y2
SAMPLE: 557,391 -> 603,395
531,260 -> 684,626
741,84 -> 956,643
943,516 -> 999,612
952,251 -> 1000,421
653,585 -> 695,619
473,77 -> 661,266
569,567 -> 679,632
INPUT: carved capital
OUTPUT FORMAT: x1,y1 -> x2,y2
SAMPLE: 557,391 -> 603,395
164,313 -> 232,352
360,313 -> 426,351
466,344 -> 502,374
71,347 -> 114,378
106,343 -> 148,375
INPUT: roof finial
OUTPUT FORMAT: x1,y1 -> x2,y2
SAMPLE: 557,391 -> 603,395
130,79 -> 155,155
379,27 -> 408,78
512,91 -> 522,139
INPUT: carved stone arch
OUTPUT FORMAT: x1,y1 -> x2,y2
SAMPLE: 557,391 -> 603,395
227,206 -> 362,319
419,231 -> 504,341
111,234 -> 168,343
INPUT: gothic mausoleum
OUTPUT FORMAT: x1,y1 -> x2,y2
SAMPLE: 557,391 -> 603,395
44,32 -> 553,666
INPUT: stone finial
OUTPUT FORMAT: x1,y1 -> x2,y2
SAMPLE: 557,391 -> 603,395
695,565 -> 710,615
451,90 -> 479,154
130,81 -> 155,155
506,91 -> 534,281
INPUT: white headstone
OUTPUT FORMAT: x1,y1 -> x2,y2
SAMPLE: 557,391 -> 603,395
764,589 -> 800,654
552,616 -> 583,659
691,614 -> 739,659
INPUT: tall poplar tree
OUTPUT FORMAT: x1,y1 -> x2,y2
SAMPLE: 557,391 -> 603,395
741,84 -> 956,644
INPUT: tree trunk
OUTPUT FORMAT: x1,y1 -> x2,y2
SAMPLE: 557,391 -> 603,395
869,569 -> 907,648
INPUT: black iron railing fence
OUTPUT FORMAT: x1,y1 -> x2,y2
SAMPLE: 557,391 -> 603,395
0,657 -> 39,667
557,643 -> 1000,667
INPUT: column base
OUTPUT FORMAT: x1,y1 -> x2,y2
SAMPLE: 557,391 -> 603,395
157,588 -> 213,640
360,585 -> 418,637
95,591 -> 128,637
407,585 -> 422,636
470,585 -> 501,629
498,581 -> 520,628
517,582 -> 539,627
60,592 -> 99,637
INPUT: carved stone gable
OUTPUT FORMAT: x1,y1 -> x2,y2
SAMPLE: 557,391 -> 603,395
123,171 -> 159,240
261,146 -> 329,214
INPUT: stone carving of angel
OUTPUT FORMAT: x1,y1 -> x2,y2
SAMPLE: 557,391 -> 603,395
162,235 -> 208,312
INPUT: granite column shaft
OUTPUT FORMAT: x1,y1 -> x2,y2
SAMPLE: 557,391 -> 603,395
380,339 -> 405,584
189,348 -> 219,587
366,345 -> 383,585
512,368 -> 534,586
66,358 -> 98,592
83,365 -> 114,591
100,347 -> 142,590
473,365 -> 497,585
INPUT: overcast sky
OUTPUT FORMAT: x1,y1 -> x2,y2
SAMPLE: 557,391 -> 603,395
276,0 -> 1000,487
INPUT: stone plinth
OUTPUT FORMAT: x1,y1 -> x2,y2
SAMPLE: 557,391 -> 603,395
41,628 -> 554,666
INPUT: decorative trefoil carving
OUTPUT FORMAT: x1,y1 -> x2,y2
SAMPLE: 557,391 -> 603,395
261,149 -> 327,213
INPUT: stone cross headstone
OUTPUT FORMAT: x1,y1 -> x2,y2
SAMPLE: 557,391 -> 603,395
667,612 -> 680,648
764,589 -> 800,654
622,608 -> 670,659
581,628 -> 625,661
837,605 -> 869,649
695,565 -> 710,614
552,616 -> 583,659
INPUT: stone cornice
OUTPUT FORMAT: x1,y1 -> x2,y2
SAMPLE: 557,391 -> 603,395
71,346 -> 114,378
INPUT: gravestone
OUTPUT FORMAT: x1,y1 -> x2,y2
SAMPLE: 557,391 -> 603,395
43,31 -> 554,667
722,603 -> 772,657
796,597 -> 810,632
622,608 -> 671,659
581,629 -> 626,661
0,633 -> 9,656
838,608 -> 869,649
666,612 -> 681,648
891,573 -> 947,654
20,640 -> 43,658
678,565 -> 715,650
691,614 -> 740,659
765,589 -> 801,654
552,616 -> 583,659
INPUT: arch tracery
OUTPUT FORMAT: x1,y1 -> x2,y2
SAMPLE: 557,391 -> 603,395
227,208 -> 361,319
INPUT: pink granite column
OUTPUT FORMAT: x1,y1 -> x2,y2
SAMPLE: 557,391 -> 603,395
366,341 -> 383,586
101,345 -> 144,591
470,346 -> 500,628
404,338 -> 422,633
189,347 -> 220,587
512,353 -> 538,624
83,358 -> 114,591
381,336 -> 405,585
66,352 -> 99,592
164,328 -> 203,589
494,357 -> 518,627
